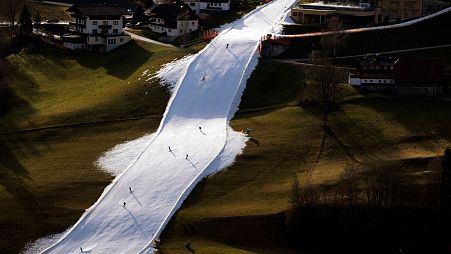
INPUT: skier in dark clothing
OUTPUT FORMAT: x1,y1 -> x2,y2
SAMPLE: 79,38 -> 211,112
226,43 -> 229,49
123,202 -> 126,207
129,187 -> 133,193
186,154 -> 188,160
80,247 -> 83,253
199,126 -> 202,131
168,146 -> 171,152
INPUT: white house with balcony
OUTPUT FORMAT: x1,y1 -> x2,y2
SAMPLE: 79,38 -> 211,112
183,0 -> 231,14
65,4 -> 131,52
149,2 -> 199,37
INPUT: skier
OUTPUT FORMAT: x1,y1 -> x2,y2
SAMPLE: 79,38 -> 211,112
80,247 -> 83,253
129,187 -> 133,193
226,43 -> 229,49
199,126 -> 202,131
123,202 -> 126,207
168,146 -> 172,152
186,154 -> 188,160
201,75 -> 206,81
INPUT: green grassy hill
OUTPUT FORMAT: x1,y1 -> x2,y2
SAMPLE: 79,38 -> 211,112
0,40 -> 191,253
158,58 -> 451,253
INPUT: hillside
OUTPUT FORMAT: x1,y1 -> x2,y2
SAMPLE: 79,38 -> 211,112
0,40 -> 191,254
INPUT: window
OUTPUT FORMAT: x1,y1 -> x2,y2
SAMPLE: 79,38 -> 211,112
120,38 -> 123,42
168,28 -> 172,32
93,21 -> 98,25
103,21 -> 108,25
113,29 -> 118,33
113,21 -> 118,25
190,2 -> 195,6
92,29 -> 97,34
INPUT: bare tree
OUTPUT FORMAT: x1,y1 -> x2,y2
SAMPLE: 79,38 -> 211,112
289,177 -> 318,210
7,0 -> 18,37
306,50 -> 345,129
320,16 -> 348,59
343,164 -> 360,207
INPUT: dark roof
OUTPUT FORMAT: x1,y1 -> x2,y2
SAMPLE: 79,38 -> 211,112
200,0 -> 230,3
150,3 -> 198,29
67,4 -> 128,16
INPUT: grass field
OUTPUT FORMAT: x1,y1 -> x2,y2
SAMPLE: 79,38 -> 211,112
2,40 -> 189,130
0,40 -> 190,253
157,61 -> 451,253
0,0 -> 71,22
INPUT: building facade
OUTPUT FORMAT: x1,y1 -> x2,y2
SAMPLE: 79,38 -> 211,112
183,0 -> 231,14
149,2 -> 199,37
349,56 -> 444,96
66,4 -> 131,52
379,0 -> 423,21
291,2 -> 381,26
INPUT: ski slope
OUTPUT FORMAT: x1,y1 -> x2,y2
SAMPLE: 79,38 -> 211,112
41,0 -> 297,253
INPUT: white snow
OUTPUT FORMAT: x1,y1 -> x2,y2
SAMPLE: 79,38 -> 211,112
39,0 -> 297,253
96,134 -> 156,176
151,54 -> 195,92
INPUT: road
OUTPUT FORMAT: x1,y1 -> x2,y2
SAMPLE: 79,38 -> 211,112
40,0 -> 297,253
124,29 -> 176,48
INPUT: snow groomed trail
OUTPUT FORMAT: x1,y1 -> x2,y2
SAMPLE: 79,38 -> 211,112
41,0 -> 297,253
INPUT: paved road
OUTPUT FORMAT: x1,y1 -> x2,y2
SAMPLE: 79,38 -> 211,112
124,29 -> 177,48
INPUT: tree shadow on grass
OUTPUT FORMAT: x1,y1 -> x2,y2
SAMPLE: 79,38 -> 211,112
346,95 -> 451,143
0,135 -> 47,226
74,41 -> 154,80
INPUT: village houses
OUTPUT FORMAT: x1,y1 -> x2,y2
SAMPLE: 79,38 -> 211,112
148,2 -> 199,37
64,4 -> 131,52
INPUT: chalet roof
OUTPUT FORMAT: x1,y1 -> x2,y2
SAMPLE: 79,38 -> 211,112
67,4 -> 128,17
150,2 -> 198,29
201,0 -> 230,3
184,0 -> 230,3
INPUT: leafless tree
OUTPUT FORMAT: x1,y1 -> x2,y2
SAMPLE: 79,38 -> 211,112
7,0 -> 18,37
306,50 -> 345,128
289,177 -> 319,210
320,16 -> 348,59
343,164 -> 361,207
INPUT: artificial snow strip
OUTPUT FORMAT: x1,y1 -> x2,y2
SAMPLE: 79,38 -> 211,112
36,0 -> 299,253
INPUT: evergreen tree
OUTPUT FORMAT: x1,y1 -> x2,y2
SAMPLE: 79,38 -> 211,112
134,4 -> 145,21
441,147 -> 451,209
34,11 -> 41,25
144,0 -> 154,8
18,5 -> 32,33
442,147 -> 451,174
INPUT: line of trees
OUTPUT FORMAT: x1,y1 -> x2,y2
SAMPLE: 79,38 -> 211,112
285,148 -> 451,253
